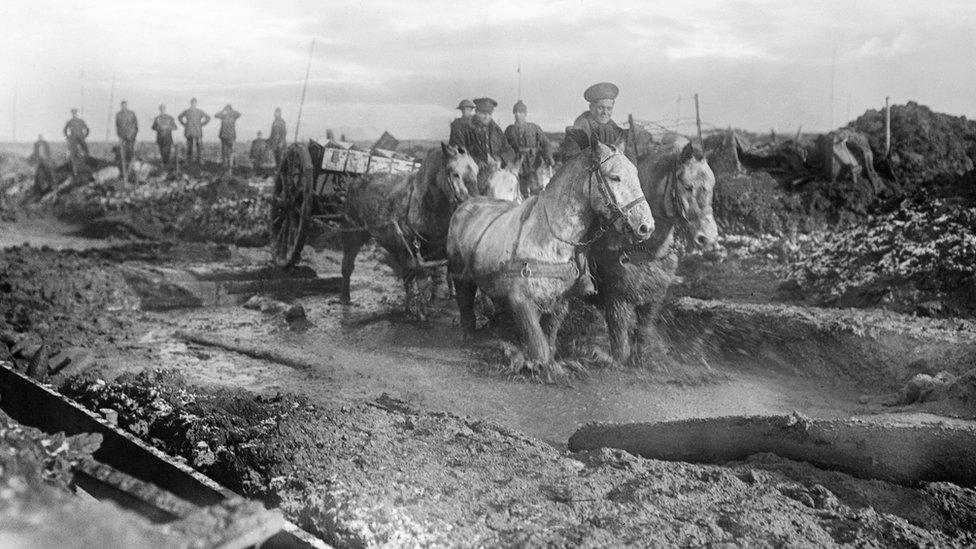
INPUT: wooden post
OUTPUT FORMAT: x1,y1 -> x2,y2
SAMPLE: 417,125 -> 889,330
627,114 -> 635,158
694,93 -> 703,144
105,75 -> 115,144
884,96 -> 891,157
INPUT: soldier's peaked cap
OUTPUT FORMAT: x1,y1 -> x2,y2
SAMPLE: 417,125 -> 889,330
513,100 -> 527,113
583,82 -> 619,103
473,97 -> 498,112
456,99 -> 475,110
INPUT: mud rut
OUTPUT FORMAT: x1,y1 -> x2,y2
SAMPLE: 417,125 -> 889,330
5,218 -> 976,546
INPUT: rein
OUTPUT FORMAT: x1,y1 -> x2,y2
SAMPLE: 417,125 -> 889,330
495,151 -> 646,281
595,154 -> 689,266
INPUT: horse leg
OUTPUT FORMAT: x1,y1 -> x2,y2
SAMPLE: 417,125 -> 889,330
631,299 -> 669,369
542,301 -> 570,358
604,297 -> 637,366
509,295 -> 550,363
340,230 -> 369,303
453,278 -> 478,338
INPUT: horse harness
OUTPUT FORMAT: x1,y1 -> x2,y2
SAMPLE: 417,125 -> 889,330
488,152 -> 647,280
344,177 -> 446,271
595,154 -> 688,266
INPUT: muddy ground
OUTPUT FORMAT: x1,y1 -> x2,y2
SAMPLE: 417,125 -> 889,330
3,213 -> 976,546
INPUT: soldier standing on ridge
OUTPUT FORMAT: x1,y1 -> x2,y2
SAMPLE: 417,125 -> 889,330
214,104 -> 241,169
178,98 -> 210,165
151,104 -> 178,165
250,131 -> 268,171
268,108 -> 287,168
115,100 -> 138,165
449,99 -> 475,145
63,108 -> 90,159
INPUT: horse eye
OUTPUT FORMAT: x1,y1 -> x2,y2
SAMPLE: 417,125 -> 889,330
608,175 -> 621,182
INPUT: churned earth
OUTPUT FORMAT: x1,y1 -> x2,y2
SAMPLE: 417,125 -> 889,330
3,213 -> 976,547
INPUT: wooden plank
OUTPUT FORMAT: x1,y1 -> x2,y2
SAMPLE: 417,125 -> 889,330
569,414 -> 976,487
0,362 -> 330,549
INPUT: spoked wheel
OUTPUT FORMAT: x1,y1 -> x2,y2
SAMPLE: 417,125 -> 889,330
270,143 -> 314,267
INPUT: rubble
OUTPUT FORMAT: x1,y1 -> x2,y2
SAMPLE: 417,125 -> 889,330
52,373 -> 976,547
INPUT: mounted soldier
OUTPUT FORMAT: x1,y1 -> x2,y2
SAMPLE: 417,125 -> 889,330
505,100 -> 553,196
449,97 -> 516,192
448,99 -> 475,145
564,82 -> 634,161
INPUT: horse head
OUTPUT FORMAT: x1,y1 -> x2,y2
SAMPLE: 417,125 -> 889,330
484,156 -> 522,203
439,142 -> 479,205
524,154 -> 554,196
588,136 -> 654,241
661,141 -> 717,249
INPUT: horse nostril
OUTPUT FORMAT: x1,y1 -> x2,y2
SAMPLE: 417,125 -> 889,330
638,223 -> 651,235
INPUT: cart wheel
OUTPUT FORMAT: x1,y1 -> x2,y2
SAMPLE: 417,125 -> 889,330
270,143 -> 314,267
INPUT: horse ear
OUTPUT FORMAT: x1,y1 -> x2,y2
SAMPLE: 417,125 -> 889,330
680,141 -> 695,163
441,142 -> 454,157
566,128 -> 590,151
592,139 -> 611,161
612,136 -> 628,153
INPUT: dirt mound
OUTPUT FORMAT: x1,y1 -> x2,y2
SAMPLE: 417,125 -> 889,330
849,101 -> 976,186
53,173 -> 271,247
788,196 -> 976,317
57,370 -> 976,547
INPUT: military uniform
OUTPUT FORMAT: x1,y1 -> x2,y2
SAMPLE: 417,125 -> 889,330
250,136 -> 268,168
115,108 -> 138,162
504,101 -> 553,165
152,112 -> 178,164
214,106 -> 241,168
268,115 -> 287,166
30,138 -> 54,194
448,99 -> 475,147
178,105 -> 211,163
449,98 -> 516,169
572,111 -> 627,147
63,115 -> 90,159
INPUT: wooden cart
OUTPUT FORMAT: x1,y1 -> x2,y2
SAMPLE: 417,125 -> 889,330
269,139 -> 420,267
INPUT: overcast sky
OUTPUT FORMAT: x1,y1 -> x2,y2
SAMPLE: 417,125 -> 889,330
1,0 -> 974,143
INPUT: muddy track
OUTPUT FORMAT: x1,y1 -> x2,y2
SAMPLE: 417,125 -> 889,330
3,218 -> 976,546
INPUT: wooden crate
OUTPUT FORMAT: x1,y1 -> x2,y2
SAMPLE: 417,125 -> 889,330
322,149 -> 349,171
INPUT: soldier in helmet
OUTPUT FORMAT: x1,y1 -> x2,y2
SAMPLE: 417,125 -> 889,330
450,97 -> 516,188
448,99 -> 475,145
505,99 -> 554,195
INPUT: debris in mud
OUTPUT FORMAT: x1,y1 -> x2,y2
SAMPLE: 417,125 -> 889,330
788,196 -> 976,316
52,173 -> 272,247
0,245 -> 139,378
56,370 -> 976,547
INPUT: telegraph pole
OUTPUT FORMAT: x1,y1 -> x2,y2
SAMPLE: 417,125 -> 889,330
11,85 -> 16,142
294,38 -> 316,143
885,96 -> 891,157
694,93 -> 703,144
105,75 -> 116,144
517,54 -> 522,100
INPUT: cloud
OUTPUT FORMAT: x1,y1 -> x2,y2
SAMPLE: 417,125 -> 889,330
2,0 -> 976,142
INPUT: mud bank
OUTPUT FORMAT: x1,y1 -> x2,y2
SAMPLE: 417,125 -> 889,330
569,414 -> 976,487
57,369 -> 976,547
663,297 -> 976,391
